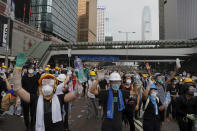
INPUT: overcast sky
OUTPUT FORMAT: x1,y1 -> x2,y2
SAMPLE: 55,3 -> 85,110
98,0 -> 160,41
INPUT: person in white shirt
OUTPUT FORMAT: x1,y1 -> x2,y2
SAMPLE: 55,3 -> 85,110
85,71 -> 100,119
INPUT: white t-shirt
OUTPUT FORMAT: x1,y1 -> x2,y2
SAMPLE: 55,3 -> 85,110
87,80 -> 97,98
55,83 -> 65,95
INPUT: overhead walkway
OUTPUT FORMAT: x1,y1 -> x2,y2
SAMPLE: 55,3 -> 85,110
26,40 -> 197,66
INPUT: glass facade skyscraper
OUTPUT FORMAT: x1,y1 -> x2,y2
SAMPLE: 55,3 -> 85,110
165,0 -> 197,40
31,0 -> 78,42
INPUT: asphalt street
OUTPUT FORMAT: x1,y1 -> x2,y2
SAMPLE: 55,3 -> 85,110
0,97 -> 180,131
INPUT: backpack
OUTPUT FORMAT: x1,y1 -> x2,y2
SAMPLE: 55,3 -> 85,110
138,96 -> 159,119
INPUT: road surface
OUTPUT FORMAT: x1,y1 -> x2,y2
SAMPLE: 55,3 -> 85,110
0,97 -> 180,131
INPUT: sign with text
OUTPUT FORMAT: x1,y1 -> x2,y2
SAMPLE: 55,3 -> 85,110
2,24 -> 8,47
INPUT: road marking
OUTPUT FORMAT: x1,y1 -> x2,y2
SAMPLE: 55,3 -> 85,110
135,119 -> 143,127
134,119 -> 143,131
134,123 -> 143,131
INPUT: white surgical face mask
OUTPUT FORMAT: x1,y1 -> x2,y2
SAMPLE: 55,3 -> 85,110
42,85 -> 53,96
126,79 -> 131,84
151,91 -> 158,97
28,69 -> 34,74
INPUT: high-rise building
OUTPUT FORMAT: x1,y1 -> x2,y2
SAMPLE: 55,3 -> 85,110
31,0 -> 78,42
97,6 -> 105,42
142,6 -> 152,40
13,0 -> 31,23
77,0 -> 97,42
164,0 -> 197,40
140,0 -> 161,40
159,0 -> 165,40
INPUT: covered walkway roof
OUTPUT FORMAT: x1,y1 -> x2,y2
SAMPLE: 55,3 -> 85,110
25,40 -> 197,66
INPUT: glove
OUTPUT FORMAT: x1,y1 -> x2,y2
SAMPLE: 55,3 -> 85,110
16,53 -> 27,69
0,72 -> 7,80
186,114 -> 195,121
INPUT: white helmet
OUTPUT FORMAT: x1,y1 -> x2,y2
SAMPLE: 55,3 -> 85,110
109,72 -> 121,81
57,74 -> 66,82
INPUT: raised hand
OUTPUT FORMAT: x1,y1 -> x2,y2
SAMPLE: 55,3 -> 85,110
145,63 -> 151,70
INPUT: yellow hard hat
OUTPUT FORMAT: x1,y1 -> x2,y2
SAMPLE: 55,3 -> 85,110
55,66 -> 60,70
44,68 -> 49,71
184,78 -> 194,83
89,71 -> 96,76
142,74 -> 148,78
2,66 -> 7,69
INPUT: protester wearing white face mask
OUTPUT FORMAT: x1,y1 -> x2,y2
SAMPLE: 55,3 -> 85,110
90,72 -> 130,131
122,77 -> 140,131
13,60 -> 82,131
21,65 -> 40,131
85,71 -> 99,119
142,80 -> 165,131
1,65 -> 7,72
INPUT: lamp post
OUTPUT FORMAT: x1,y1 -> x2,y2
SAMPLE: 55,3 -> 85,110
118,31 -> 136,61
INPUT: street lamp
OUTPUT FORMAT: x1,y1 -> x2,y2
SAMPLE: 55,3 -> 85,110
118,31 -> 136,60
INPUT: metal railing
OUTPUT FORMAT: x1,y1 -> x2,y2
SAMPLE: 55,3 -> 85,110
48,40 -> 197,50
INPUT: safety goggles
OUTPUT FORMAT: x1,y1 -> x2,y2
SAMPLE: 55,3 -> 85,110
42,79 -> 55,86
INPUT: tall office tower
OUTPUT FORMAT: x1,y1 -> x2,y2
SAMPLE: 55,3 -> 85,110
31,0 -> 78,42
164,0 -> 197,39
142,6 -> 152,40
78,0 -> 97,42
97,6 -> 105,42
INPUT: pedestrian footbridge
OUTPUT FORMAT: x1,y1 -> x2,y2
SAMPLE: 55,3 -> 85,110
26,40 -> 197,66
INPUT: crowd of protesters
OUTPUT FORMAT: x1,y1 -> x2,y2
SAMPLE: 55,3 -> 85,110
0,54 -> 196,131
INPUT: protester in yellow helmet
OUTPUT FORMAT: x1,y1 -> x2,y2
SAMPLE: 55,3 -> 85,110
89,71 -> 96,76
184,78 -> 194,83
46,65 -> 51,68
86,70 -> 99,119
2,65 -> 7,69
1,65 -> 7,72
13,59 -> 82,131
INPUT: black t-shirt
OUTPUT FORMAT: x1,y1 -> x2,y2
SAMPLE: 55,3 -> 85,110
167,84 -> 179,96
98,89 -> 130,122
22,74 -> 40,94
143,96 -> 162,120
176,95 -> 197,118
125,94 -> 137,113
99,80 -> 107,90
30,94 -> 65,131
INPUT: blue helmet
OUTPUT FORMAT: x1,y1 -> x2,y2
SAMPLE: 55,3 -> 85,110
150,84 -> 157,90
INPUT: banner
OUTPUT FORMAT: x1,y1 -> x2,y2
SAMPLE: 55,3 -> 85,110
79,55 -> 119,61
